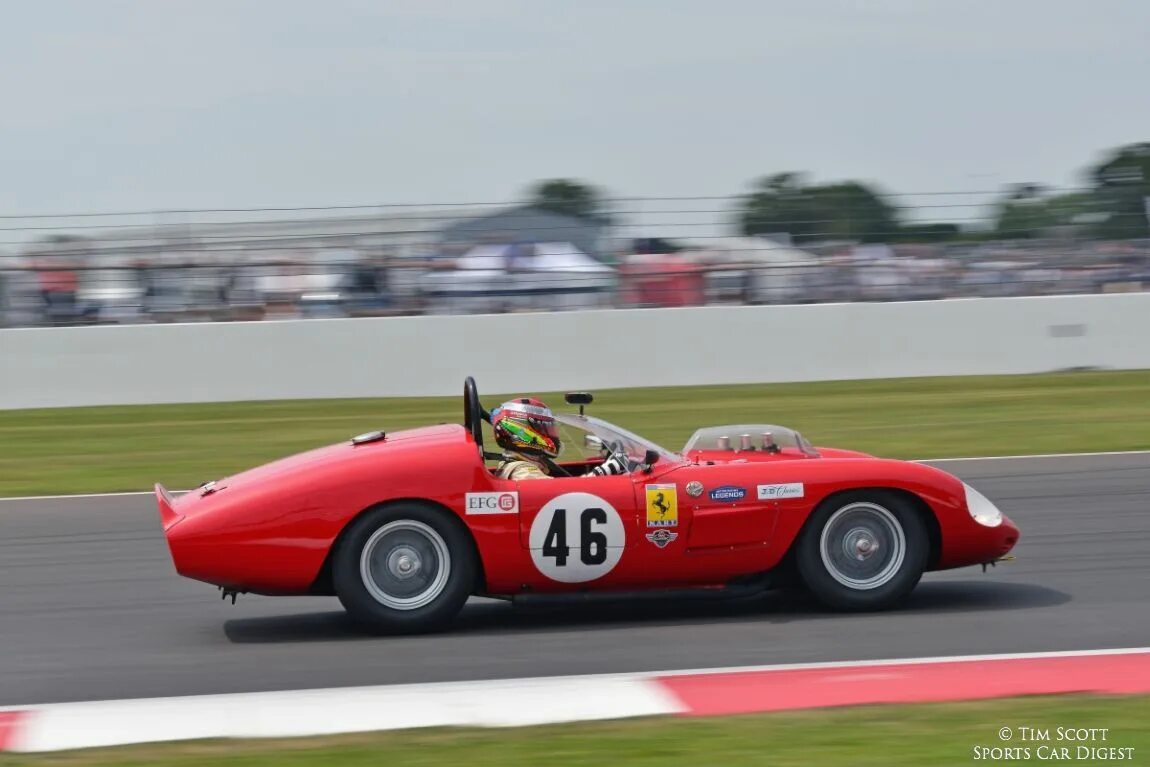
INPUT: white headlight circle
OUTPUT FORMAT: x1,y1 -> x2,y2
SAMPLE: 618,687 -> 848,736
963,482 -> 1003,527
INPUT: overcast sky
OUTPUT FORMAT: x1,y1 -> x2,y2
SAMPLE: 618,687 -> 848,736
1,0 -> 1146,220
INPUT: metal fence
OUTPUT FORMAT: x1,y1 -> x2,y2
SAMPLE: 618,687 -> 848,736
2,197 -> 1148,327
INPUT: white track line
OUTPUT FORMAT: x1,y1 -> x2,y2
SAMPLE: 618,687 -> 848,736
4,676 -> 683,752
0,490 -> 189,502
3,450 -> 1149,502
921,449 -> 1150,463
0,491 -> 157,501
648,645 -> 1150,678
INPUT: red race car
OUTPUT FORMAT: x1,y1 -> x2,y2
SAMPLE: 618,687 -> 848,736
156,377 -> 1019,633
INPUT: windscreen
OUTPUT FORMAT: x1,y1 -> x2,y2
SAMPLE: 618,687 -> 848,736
683,424 -> 819,457
553,414 -> 681,465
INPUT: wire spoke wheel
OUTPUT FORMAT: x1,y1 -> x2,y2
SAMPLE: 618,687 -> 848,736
818,501 -> 906,590
359,520 -> 451,610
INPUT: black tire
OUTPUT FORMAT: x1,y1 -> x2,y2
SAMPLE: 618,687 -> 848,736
333,502 -> 476,634
795,490 -> 928,611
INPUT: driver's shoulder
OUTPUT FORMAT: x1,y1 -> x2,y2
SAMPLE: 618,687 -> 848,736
497,459 -> 550,481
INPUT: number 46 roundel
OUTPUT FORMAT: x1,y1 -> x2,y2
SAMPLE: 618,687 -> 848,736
528,492 -> 626,583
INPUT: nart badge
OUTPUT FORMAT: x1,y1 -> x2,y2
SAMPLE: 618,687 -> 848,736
645,484 -> 678,527
645,529 -> 679,549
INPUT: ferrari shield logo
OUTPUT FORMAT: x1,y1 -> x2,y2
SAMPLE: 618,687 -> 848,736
645,484 -> 678,527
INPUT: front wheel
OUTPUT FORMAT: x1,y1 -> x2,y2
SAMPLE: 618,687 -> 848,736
333,503 -> 476,634
795,491 -> 928,611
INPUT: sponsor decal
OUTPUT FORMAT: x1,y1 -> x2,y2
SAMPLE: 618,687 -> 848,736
757,483 -> 805,500
465,491 -> 520,515
709,485 -> 747,502
685,481 -> 704,497
645,484 -> 678,527
645,529 -> 679,549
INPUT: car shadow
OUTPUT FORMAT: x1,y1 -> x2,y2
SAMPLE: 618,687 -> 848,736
222,579 -> 1070,644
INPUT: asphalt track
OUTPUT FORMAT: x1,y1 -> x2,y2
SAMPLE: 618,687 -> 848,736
1,453 -> 1148,706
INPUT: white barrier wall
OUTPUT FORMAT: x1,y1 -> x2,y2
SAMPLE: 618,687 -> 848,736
3,293 -> 1149,410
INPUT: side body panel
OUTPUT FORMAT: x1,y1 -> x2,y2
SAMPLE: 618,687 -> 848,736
160,427 -> 1018,596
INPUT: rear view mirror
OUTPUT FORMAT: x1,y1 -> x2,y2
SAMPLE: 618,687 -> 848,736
641,449 -> 659,473
565,392 -> 593,415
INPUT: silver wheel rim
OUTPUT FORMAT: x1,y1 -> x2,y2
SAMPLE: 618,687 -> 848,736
819,502 -> 906,590
359,520 -> 451,610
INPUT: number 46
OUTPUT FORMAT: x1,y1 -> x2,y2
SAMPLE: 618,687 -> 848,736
542,508 -> 608,566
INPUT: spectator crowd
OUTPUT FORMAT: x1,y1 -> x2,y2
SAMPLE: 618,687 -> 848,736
2,206 -> 1149,328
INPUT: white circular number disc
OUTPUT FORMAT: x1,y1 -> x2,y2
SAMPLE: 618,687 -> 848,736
529,492 -> 625,583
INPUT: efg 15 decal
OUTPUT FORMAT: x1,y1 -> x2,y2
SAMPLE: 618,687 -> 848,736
645,484 -> 678,527
464,491 -> 519,515
528,492 -> 625,583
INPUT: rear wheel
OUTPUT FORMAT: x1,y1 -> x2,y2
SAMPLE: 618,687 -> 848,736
333,503 -> 475,634
796,491 -> 928,611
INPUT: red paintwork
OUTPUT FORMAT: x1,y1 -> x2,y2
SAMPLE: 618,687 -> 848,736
156,419 -> 1019,597
659,652 -> 1150,715
0,712 -> 27,752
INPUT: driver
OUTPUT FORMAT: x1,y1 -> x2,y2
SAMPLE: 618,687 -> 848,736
491,398 -> 629,480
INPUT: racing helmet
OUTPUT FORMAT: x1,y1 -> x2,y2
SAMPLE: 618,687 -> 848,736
491,398 -> 561,459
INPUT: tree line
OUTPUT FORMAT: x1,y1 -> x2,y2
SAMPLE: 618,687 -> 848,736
526,142 -> 1150,244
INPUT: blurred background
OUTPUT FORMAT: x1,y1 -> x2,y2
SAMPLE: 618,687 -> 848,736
3,0 -> 1148,328
3,157 -> 1149,327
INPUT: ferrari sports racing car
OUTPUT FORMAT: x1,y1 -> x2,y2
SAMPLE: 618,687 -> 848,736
155,377 -> 1019,633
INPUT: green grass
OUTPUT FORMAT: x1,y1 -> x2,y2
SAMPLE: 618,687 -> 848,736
3,695 -> 1146,766
2,371 -> 1149,496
